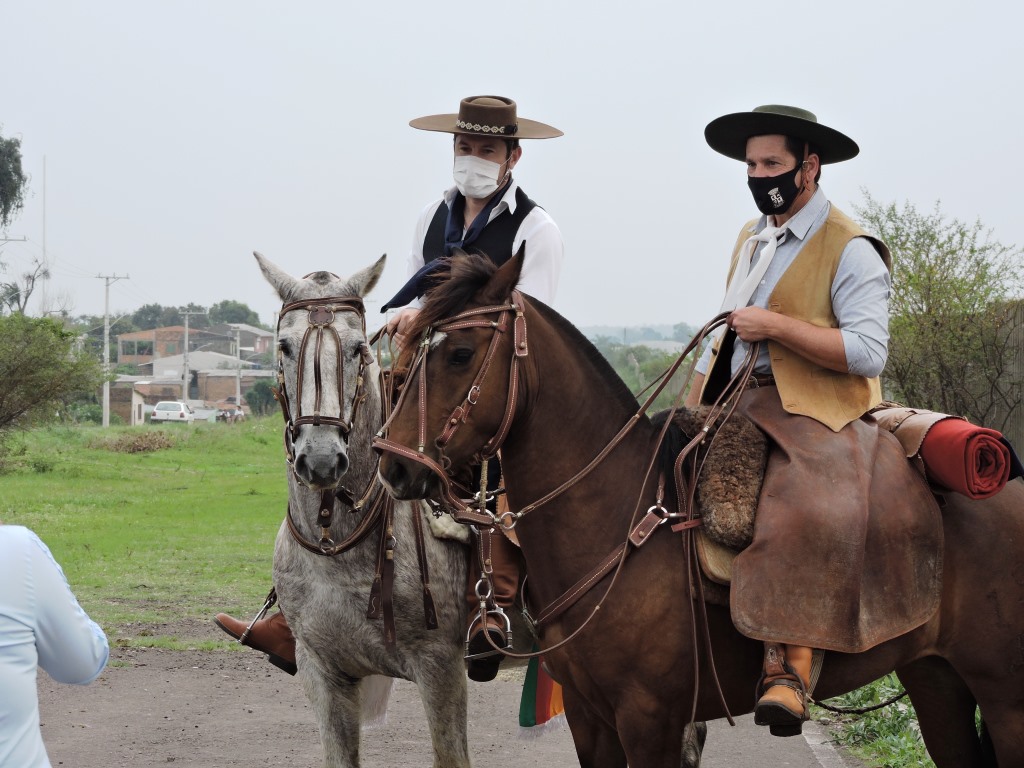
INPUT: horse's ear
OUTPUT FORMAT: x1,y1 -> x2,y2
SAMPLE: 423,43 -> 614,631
481,244 -> 525,304
346,254 -> 387,298
254,251 -> 303,303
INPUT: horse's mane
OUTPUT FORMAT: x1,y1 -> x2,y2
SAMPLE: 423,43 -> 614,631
396,255 -> 499,367
400,252 -> 643,417
408,255 -> 497,334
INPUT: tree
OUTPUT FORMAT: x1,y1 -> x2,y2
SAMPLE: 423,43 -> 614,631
209,299 -> 262,327
132,303 -> 165,330
855,192 -> 1024,432
1,255 -> 50,314
0,130 -> 28,231
590,336 -> 693,411
0,314 -> 103,443
245,379 -> 278,417
673,321 -> 700,342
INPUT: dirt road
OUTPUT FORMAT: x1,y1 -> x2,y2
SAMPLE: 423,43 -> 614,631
37,620 -> 866,767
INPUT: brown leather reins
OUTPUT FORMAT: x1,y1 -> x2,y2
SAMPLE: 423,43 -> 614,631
372,295 -> 760,663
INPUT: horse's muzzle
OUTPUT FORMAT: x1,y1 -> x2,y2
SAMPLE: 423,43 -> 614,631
378,454 -> 437,501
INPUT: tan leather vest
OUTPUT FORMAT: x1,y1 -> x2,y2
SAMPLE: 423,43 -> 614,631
702,205 -> 892,432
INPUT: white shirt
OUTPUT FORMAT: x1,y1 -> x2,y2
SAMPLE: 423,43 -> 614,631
404,180 -> 564,307
0,526 -> 109,768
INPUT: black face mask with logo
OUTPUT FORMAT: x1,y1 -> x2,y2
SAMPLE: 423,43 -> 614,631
747,164 -> 803,216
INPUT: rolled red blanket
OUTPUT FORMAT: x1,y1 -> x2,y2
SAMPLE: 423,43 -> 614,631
918,418 -> 1011,500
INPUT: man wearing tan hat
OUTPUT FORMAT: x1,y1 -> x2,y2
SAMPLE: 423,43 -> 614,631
214,95 -> 564,684
382,95 -> 564,682
382,94 -> 564,341
686,105 -> 903,736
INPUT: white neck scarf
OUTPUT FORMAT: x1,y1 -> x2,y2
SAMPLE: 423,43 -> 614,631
718,225 -> 787,313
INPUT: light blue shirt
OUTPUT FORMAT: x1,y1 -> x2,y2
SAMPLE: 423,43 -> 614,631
697,187 -> 891,378
0,526 -> 109,768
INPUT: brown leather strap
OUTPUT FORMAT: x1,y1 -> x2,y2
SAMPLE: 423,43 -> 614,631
411,504 -> 438,630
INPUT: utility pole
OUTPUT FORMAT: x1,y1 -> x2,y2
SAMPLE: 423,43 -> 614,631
97,273 -> 129,428
234,326 -> 242,406
180,309 -> 207,402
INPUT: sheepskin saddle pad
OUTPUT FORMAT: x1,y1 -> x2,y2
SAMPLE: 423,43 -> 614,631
662,406 -> 769,550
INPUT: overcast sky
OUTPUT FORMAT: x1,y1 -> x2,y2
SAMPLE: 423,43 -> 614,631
2,1 -> 1021,335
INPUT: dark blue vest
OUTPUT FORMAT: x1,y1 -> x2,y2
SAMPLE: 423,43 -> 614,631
423,187 -> 538,266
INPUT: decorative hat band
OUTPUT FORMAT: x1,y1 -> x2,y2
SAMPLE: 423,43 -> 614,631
410,95 -> 562,140
455,118 -> 518,135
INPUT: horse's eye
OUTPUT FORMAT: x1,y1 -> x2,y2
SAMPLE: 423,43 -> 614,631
448,348 -> 474,366
279,340 -> 293,357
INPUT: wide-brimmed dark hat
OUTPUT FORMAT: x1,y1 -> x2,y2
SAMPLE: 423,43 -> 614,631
704,104 -> 858,164
410,95 -> 563,140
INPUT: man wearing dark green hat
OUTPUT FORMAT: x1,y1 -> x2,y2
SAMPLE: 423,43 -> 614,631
686,105 -> 920,737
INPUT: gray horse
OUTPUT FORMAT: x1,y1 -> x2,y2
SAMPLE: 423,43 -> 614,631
256,252 -> 472,768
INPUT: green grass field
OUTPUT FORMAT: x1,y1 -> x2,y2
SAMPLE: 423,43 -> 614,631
0,419 -> 286,644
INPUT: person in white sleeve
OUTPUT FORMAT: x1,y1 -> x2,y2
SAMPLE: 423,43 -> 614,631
0,524 -> 109,768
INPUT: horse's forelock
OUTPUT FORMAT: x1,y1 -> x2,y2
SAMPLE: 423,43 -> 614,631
279,273 -> 351,305
406,255 -> 498,340
306,270 -> 340,286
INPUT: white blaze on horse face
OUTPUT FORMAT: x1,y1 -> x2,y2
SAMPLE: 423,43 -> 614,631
428,331 -> 447,350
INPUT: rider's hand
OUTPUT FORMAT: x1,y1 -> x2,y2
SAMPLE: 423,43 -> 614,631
727,306 -> 777,343
386,308 -> 421,351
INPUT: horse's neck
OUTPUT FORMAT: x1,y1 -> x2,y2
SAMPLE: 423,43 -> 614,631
500,326 -> 663,598
504,319 -> 657,486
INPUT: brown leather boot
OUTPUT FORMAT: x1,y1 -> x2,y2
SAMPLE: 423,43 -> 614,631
754,643 -> 812,736
214,611 -> 297,675
465,612 -> 512,682
464,527 -> 518,682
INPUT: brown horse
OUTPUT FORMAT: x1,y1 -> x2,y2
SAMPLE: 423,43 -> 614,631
375,251 -> 1024,768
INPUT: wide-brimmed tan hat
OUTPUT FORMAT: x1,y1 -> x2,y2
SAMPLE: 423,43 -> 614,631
704,104 -> 858,164
410,95 -> 562,140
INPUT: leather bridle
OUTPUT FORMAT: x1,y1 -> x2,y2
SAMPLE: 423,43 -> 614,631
373,290 -> 528,525
275,294 -> 373,461
273,292 -> 384,554
272,290 -> 438,647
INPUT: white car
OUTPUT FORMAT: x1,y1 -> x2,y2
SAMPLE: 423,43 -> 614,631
150,401 -> 196,423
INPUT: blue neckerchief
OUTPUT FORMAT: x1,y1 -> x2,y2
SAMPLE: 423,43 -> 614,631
443,179 -> 513,256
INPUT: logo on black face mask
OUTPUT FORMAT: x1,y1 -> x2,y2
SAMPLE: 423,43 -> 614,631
748,164 -> 803,216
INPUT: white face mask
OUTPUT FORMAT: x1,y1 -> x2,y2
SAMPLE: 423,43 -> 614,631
453,155 -> 508,199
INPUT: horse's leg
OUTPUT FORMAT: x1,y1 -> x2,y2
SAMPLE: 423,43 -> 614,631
616,696 -> 686,768
299,658 -> 362,768
897,657 -> 986,768
412,649 -> 471,768
562,687 -> 627,768
681,721 -> 707,768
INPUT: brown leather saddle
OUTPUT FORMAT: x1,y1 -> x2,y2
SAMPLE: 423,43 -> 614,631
680,392 -> 944,653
